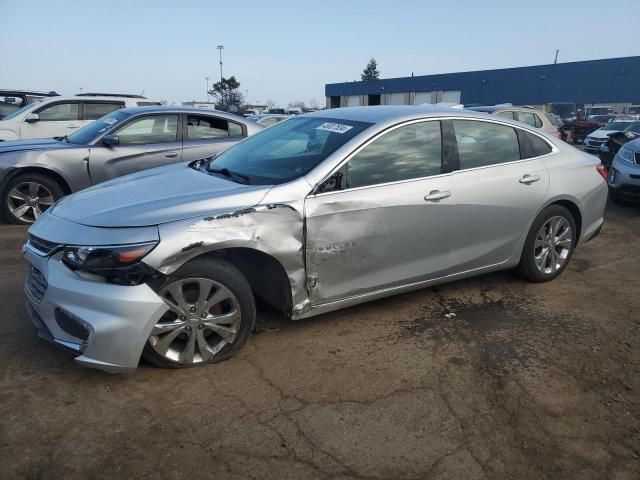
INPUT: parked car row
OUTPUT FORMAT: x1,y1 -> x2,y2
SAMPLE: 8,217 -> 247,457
0,90 -> 62,120
0,94 -> 162,142
20,105 -> 607,372
0,106 -> 262,223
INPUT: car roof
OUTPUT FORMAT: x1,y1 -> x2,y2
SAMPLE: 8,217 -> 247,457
0,89 -> 59,96
303,105 -> 517,124
118,105 -> 249,119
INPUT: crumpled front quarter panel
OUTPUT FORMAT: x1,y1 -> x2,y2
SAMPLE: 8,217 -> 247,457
143,201 -> 308,314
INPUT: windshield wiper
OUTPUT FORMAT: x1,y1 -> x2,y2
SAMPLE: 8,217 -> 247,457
208,167 -> 250,184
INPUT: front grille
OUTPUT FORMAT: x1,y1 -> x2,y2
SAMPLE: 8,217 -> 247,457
27,267 -> 48,302
28,234 -> 61,256
635,152 -> 640,166
587,139 -> 605,146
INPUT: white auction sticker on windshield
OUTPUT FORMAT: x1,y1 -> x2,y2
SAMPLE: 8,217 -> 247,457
316,122 -> 353,134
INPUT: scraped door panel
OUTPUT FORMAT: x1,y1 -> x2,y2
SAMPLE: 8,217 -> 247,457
305,176 -> 454,304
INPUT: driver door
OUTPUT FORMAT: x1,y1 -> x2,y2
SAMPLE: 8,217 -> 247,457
305,120 -> 454,304
21,101 -> 82,139
88,113 -> 182,185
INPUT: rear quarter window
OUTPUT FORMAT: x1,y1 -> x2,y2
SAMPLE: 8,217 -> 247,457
517,129 -> 553,158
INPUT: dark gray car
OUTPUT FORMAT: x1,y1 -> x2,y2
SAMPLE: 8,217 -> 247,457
0,106 -> 263,224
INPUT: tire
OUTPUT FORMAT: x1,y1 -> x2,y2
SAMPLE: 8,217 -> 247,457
609,192 -> 628,207
2,173 -> 65,225
142,257 -> 255,369
516,205 -> 577,283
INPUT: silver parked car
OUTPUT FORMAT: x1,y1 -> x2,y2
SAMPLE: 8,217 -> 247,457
607,137 -> 640,204
23,106 -> 608,373
0,106 -> 262,224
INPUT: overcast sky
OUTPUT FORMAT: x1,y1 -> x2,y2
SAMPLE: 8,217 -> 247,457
1,0 -> 639,107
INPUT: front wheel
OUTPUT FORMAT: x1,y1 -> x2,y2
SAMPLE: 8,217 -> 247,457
2,173 -> 64,224
142,258 -> 255,368
517,205 -> 577,282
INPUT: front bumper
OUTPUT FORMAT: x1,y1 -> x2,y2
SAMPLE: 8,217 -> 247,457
583,138 -> 606,152
608,157 -> 640,202
23,245 -> 168,373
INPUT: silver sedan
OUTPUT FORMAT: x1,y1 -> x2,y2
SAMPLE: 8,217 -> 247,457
23,106 -> 608,372
0,106 -> 263,224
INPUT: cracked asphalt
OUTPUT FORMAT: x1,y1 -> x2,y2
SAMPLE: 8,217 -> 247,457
1,203 -> 639,479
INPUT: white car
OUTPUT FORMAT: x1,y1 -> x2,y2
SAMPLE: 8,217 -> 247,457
583,120 -> 636,153
0,95 -> 159,141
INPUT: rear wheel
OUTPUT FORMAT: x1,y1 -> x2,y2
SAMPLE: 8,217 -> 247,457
2,173 -> 64,224
517,205 -> 576,282
142,258 -> 255,368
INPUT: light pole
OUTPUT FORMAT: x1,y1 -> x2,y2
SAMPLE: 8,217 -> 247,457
205,77 -> 210,102
217,45 -> 224,82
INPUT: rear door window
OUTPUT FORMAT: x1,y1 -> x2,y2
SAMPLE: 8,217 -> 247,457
453,120 -> 520,169
495,111 -> 515,120
186,114 -> 244,139
346,121 -> 442,188
516,111 -> 537,127
84,102 -> 124,120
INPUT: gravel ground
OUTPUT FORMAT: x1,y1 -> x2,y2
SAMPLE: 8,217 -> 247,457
0,204 -> 638,480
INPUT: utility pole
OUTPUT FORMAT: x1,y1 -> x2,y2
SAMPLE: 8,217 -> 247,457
217,45 -> 224,82
205,77 -> 210,102
554,49 -> 559,64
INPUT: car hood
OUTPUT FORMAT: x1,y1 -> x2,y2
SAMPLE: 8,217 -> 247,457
588,130 -> 619,140
0,138 -> 77,154
51,163 -> 273,227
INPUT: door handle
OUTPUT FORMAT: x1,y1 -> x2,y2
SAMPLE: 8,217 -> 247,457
424,190 -> 452,201
165,153 -> 179,158
66,125 -> 80,129
519,174 -> 541,184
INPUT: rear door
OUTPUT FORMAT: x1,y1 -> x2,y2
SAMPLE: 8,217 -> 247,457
82,101 -> 125,126
88,113 -> 181,184
448,119 -> 551,273
305,120 -> 455,304
22,101 -> 82,139
181,113 -> 246,161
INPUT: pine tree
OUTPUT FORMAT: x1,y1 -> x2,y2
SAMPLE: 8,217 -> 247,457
361,58 -> 380,81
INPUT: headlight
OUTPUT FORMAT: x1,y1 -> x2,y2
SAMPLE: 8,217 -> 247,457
616,147 -> 635,165
62,242 -> 157,271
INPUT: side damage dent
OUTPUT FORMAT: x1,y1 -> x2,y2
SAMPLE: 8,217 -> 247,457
143,203 -> 310,317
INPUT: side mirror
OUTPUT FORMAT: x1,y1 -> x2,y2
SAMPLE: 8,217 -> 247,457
101,134 -> 119,146
24,113 -> 40,123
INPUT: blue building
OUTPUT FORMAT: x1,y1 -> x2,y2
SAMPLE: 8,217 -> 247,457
325,56 -> 640,112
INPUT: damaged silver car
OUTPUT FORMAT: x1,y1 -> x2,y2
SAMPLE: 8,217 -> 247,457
23,106 -> 608,373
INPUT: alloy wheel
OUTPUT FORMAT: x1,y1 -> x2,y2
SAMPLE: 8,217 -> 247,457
148,278 -> 241,364
533,216 -> 573,275
7,182 -> 55,223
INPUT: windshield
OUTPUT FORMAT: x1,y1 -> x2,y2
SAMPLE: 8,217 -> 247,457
67,110 -> 130,144
589,115 -> 612,123
588,107 -> 613,115
208,116 -> 372,185
0,102 -> 36,121
601,121 -> 632,131
623,121 -> 640,134
551,104 -> 576,117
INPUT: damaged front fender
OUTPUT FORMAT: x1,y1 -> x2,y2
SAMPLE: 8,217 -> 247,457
142,201 -> 309,317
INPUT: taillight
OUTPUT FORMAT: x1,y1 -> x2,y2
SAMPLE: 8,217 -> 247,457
555,131 -> 563,140
596,164 -> 608,181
